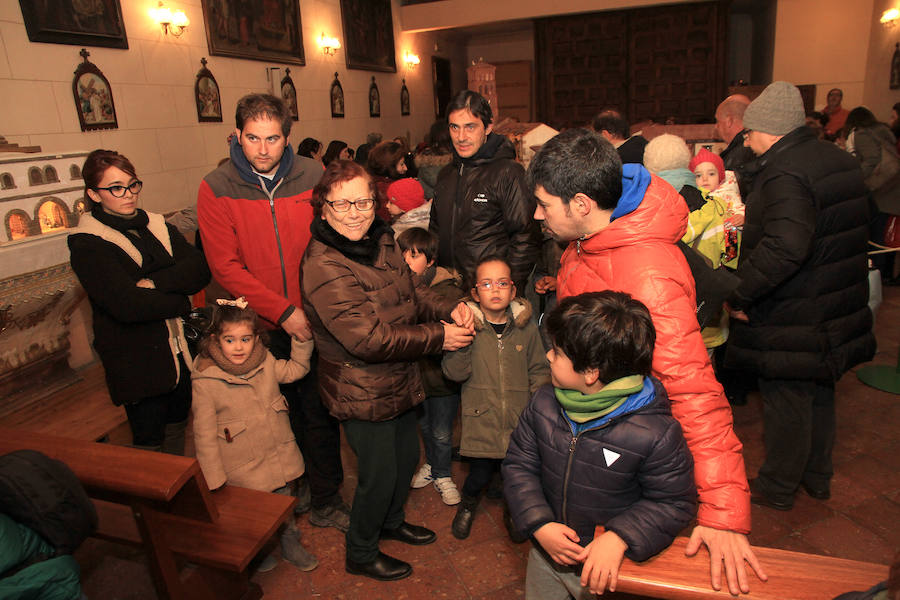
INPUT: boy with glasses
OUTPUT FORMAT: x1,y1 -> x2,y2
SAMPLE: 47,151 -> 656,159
442,256 -> 549,541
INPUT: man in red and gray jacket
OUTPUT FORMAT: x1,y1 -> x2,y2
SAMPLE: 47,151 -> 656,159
197,93 -> 348,532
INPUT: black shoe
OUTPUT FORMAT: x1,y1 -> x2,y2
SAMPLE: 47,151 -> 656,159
380,522 -> 436,545
749,478 -> 793,511
452,496 -> 478,539
345,552 -> 412,581
800,481 -> 831,500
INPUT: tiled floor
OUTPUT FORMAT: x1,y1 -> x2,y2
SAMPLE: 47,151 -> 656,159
70,283 -> 899,599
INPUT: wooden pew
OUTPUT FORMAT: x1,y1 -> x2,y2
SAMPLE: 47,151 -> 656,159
615,536 -> 889,599
0,426 -> 293,600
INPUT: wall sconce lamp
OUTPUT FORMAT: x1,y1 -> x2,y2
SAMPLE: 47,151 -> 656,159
404,51 -> 421,70
881,8 -> 899,27
318,33 -> 341,56
151,2 -> 189,37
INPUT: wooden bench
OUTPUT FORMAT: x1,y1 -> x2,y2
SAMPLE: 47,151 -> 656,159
615,536 -> 888,599
0,426 -> 294,600
0,362 -> 127,442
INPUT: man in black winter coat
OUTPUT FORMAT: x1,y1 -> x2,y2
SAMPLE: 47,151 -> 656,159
430,90 -> 542,291
724,82 -> 876,511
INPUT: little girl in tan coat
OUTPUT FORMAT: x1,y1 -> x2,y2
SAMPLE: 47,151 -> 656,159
191,298 -> 317,572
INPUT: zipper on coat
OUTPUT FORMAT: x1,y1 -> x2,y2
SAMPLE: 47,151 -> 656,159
561,435 -> 578,524
259,176 -> 289,296
451,163 -> 464,272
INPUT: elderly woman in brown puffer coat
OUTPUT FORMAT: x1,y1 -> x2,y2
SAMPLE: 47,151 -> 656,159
300,160 -> 474,583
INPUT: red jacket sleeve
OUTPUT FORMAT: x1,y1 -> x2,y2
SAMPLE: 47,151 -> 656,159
627,268 -> 751,534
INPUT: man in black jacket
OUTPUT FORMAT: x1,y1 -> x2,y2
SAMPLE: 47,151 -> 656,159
715,94 -> 757,197
592,109 -> 648,165
430,90 -> 541,291
724,82 -> 876,511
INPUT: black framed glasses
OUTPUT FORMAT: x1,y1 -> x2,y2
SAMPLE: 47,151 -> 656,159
325,197 -> 375,213
475,279 -> 513,290
93,180 -> 142,198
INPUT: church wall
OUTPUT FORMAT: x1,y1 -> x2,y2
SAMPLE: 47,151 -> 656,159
863,0 -> 900,121
772,0 -> 875,113
0,0 -> 466,215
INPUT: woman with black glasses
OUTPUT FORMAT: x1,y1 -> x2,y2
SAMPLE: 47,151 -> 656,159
300,160 -> 473,582
68,149 -> 209,453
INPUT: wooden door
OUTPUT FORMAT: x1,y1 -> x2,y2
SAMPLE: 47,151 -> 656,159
494,60 -> 533,122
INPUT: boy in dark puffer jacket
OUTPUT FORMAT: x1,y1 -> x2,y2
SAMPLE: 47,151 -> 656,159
503,291 -> 697,598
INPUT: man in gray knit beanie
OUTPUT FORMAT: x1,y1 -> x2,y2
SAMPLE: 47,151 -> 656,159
724,80 -> 875,512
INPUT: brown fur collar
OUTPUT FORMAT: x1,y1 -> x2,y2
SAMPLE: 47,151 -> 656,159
465,297 -> 533,332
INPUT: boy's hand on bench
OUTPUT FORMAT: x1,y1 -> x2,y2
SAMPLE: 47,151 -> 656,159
577,530 -> 627,595
533,522 -> 582,565
686,526 -> 768,596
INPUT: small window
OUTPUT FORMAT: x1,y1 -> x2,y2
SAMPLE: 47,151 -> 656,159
28,167 -> 43,186
0,173 -> 14,190
44,166 -> 59,183
70,164 -> 82,180
37,198 -> 69,233
6,211 -> 31,240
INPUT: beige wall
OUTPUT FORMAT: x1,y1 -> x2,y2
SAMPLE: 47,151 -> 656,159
0,0 -> 465,214
863,0 -> 900,121
772,0 -> 874,111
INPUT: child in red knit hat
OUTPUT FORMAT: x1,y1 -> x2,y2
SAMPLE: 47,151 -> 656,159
688,148 -> 744,266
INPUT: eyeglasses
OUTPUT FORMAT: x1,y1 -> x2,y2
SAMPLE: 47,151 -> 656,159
475,279 -> 513,290
325,197 -> 375,213
93,180 -> 142,198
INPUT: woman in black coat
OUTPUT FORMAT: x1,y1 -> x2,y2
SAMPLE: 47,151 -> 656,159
68,150 -> 210,453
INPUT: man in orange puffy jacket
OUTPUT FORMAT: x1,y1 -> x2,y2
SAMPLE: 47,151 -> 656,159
526,128 -> 765,596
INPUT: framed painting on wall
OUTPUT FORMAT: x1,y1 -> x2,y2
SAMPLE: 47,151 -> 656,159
282,68 -> 299,120
331,73 -> 345,118
339,0 -> 396,72
72,49 -> 117,132
369,77 -> 380,117
194,58 -> 222,123
19,0 -> 128,49
400,79 -> 410,116
201,0 -> 305,64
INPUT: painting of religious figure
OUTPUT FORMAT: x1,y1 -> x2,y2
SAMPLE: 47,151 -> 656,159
400,79 -> 410,116
20,0 -> 129,49
72,49 -> 117,131
194,58 -> 223,122
369,77 -> 380,118
201,0 -> 305,64
282,68 -> 299,120
340,0 -> 396,72
331,73 -> 345,118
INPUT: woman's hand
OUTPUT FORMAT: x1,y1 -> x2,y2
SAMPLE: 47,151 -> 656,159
136,278 -> 155,289
450,302 -> 474,330
442,322 -> 474,351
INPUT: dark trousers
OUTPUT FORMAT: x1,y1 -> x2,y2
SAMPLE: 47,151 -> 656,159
124,354 -> 191,447
462,457 -> 503,498
269,330 -> 344,508
757,378 -> 836,500
342,409 -> 419,563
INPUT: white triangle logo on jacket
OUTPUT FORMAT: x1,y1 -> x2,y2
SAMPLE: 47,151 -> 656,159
603,448 -> 621,467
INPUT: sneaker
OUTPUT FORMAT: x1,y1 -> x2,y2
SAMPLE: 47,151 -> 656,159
281,533 -> 319,572
309,499 -> 351,532
410,463 -> 433,488
255,552 -> 279,573
433,477 -> 461,505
